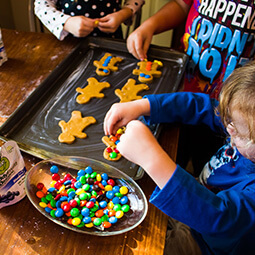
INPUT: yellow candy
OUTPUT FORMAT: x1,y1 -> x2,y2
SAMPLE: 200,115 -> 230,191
107,201 -> 114,209
119,186 -> 128,195
115,210 -> 124,219
94,20 -> 99,26
76,188 -> 85,195
39,202 -> 47,208
154,60 -> 163,67
104,185 -> 113,191
72,217 -> 81,226
116,128 -> 124,134
85,222 -> 94,228
96,174 -> 102,182
58,185 -> 65,193
50,180 -> 56,187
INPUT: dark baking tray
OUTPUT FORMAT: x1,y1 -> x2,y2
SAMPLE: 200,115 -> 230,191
0,37 -> 187,179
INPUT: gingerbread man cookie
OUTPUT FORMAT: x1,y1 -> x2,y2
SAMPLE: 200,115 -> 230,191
132,59 -> 163,83
93,53 -> 123,76
115,78 -> 149,103
76,77 -> 110,104
58,111 -> 96,144
102,127 -> 125,161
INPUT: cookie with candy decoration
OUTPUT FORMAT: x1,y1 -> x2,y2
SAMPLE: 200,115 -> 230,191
93,52 -> 123,76
115,78 -> 149,103
102,127 -> 125,161
132,59 -> 163,83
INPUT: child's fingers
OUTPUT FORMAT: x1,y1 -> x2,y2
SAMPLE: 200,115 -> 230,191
103,111 -> 113,136
127,39 -> 140,60
134,39 -> 147,61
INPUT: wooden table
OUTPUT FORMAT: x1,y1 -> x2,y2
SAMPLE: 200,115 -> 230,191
0,29 -> 179,255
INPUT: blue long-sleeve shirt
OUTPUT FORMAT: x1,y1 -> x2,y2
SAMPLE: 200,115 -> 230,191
144,92 -> 255,255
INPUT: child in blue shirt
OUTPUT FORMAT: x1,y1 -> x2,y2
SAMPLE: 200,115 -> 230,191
104,61 -> 255,255
34,0 -> 144,40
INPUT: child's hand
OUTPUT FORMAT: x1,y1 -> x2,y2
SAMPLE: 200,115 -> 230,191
117,120 -> 176,189
127,26 -> 153,60
97,7 -> 133,34
63,16 -> 95,37
97,12 -> 123,33
104,99 -> 150,136
117,120 -> 158,167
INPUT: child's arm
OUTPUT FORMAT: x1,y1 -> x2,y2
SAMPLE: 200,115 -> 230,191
127,0 -> 190,60
34,0 -> 96,40
97,0 -> 144,34
34,0 -> 70,40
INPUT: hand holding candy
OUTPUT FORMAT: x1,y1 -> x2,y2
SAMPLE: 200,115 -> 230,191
98,8 -> 133,34
126,25 -> 153,60
104,98 -> 150,136
63,16 -> 96,37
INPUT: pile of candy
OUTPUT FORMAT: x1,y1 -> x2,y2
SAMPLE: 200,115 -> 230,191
36,165 -> 130,231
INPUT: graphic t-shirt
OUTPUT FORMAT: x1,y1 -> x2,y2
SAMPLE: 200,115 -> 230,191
181,0 -> 255,98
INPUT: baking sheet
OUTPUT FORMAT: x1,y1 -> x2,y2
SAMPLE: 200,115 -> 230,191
0,37 -> 187,179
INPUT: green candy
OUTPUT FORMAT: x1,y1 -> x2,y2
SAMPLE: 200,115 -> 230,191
93,218 -> 102,226
70,208 -> 80,217
121,204 -> 130,212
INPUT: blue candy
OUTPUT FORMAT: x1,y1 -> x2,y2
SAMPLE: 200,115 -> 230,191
77,169 -> 85,176
106,190 -> 114,199
83,216 -> 91,224
101,173 -> 109,180
109,216 -> 118,224
85,166 -> 93,174
55,208 -> 64,217
50,165 -> 59,174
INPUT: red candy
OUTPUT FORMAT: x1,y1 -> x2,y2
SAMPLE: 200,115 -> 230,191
36,183 -> 44,190
52,173 -> 60,181
107,179 -> 115,186
86,201 -> 94,208
62,203 -> 71,212
106,147 -> 112,153
54,181 -> 62,190
69,199 -> 78,208
114,148 -> 119,153
54,194 -> 61,201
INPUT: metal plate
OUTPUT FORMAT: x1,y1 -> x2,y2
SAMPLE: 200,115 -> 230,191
0,37 -> 187,179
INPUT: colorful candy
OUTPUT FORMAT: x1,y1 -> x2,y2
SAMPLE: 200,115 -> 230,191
36,165 -> 131,231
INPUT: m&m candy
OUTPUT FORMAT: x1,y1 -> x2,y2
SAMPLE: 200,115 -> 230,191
36,164 -> 131,231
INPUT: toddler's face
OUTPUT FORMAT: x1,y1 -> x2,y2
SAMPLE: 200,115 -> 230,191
226,110 -> 255,162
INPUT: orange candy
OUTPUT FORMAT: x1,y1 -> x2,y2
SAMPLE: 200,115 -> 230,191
110,136 -> 118,143
67,218 -> 73,225
102,222 -> 112,228
95,209 -> 104,218
36,191 -> 45,198
80,200 -> 87,207
108,209 -> 116,217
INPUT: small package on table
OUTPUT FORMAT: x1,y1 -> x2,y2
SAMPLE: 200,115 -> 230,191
0,140 -> 26,209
